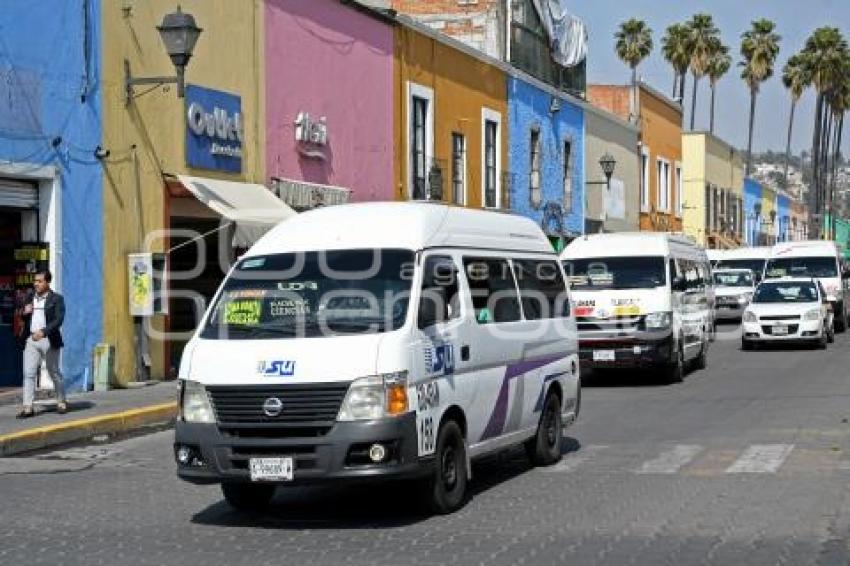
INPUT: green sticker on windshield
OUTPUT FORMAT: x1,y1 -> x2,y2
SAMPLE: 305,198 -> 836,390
224,299 -> 262,325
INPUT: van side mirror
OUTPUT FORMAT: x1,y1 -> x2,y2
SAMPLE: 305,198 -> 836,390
671,276 -> 686,292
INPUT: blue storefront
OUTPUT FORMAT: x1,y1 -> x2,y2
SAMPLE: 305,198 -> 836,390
0,1 -> 103,392
507,75 -> 584,251
744,178 -> 763,246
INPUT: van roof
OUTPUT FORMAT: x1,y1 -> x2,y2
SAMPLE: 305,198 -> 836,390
246,202 -> 555,256
770,240 -> 839,258
708,247 -> 771,261
560,232 -> 700,259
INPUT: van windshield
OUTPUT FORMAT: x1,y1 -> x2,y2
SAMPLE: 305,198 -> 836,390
714,259 -> 766,279
563,257 -> 666,290
201,249 -> 415,340
764,256 -> 837,279
713,271 -> 754,287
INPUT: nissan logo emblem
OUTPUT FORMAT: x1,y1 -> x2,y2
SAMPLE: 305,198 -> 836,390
262,397 -> 283,418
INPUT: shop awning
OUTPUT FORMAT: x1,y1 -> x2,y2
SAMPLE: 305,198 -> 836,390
177,175 -> 296,247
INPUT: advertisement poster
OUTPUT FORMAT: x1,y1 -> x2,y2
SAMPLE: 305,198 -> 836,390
129,253 -> 154,317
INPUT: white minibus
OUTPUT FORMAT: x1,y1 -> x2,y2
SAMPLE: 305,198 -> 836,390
708,247 -> 771,283
175,202 -> 580,514
561,233 -> 712,383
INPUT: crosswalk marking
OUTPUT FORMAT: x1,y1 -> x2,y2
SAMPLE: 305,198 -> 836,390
544,445 -> 609,473
725,444 -> 795,474
637,445 -> 704,474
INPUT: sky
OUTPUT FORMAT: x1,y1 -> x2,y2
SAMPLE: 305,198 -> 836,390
571,0 -> 850,155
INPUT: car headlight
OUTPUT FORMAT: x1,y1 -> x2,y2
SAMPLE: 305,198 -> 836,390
180,380 -> 215,423
337,371 -> 409,421
742,310 -> 758,323
645,311 -> 672,330
804,309 -> 822,321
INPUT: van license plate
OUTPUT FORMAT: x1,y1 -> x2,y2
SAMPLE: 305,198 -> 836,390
772,325 -> 788,336
593,350 -> 616,361
249,457 -> 294,481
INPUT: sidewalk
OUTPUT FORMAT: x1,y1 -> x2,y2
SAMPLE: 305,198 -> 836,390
0,381 -> 178,456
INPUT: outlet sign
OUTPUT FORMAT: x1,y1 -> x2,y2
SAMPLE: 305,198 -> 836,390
185,84 -> 243,173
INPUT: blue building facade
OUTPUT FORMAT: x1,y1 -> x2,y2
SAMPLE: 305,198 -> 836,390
507,76 -> 584,249
775,192 -> 791,242
0,0 -> 103,391
743,178 -> 763,246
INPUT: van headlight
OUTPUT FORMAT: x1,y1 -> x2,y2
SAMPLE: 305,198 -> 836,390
644,311 -> 672,330
337,371 -> 409,421
804,309 -> 822,321
180,380 -> 215,423
743,310 -> 758,323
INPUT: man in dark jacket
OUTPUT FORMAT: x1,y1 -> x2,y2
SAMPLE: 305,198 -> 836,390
17,270 -> 66,418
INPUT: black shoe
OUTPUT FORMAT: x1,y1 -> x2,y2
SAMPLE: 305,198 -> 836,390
16,408 -> 35,419
56,403 -> 68,415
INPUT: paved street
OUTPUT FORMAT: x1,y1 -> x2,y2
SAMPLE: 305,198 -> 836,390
3,327 -> 850,565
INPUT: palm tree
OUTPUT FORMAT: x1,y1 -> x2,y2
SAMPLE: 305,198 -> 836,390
800,27 -> 849,237
661,23 -> 692,102
615,18 -> 653,121
781,53 -> 811,187
685,13 -> 720,130
706,40 -> 731,134
740,19 -> 781,175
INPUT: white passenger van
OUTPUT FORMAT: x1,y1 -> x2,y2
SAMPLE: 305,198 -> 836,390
765,240 -> 850,332
175,202 -> 580,514
708,247 -> 772,283
561,233 -> 712,383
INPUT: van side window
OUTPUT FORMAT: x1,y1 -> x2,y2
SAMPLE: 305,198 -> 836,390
418,255 -> 461,329
463,257 -> 522,323
512,259 -> 570,319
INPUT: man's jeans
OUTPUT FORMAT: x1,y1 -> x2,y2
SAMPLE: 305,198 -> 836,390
22,337 -> 64,407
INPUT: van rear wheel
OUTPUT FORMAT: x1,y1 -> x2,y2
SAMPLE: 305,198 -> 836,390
525,393 -> 563,466
425,420 -> 467,514
836,307 -> 848,333
665,345 -> 685,384
221,483 -> 275,512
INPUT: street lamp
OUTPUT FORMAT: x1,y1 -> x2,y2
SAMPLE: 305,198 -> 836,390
599,153 -> 616,190
125,6 -> 203,103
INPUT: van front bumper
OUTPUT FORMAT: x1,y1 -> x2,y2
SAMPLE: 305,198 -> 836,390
174,412 -> 431,485
578,330 -> 675,368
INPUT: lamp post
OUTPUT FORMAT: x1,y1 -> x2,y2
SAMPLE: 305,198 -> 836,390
125,6 -> 203,103
599,153 -> 616,191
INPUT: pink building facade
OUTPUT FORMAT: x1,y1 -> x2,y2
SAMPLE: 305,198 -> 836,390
265,0 -> 395,204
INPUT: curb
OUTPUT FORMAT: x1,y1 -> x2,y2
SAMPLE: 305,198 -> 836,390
0,402 -> 178,456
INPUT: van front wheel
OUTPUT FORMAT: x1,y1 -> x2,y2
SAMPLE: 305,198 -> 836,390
426,420 -> 468,514
221,483 -> 275,512
525,393 -> 563,466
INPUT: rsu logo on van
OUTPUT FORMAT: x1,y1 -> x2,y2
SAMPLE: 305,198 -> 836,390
426,345 -> 455,376
257,360 -> 296,376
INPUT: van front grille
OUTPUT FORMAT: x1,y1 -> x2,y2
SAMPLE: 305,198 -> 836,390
207,383 -> 350,426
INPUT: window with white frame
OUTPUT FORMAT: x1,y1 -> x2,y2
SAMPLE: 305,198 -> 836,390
407,82 -> 434,200
675,163 -> 682,216
529,127 -> 541,208
482,108 -> 501,208
451,132 -> 466,205
640,146 -> 650,212
656,158 -> 670,212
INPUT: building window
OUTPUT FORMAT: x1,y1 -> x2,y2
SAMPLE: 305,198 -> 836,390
482,108 -> 501,208
451,132 -> 466,206
563,140 -> 573,212
675,163 -> 682,216
704,184 -> 711,230
529,127 -> 541,208
407,82 -> 434,201
656,158 -> 670,212
640,146 -> 650,212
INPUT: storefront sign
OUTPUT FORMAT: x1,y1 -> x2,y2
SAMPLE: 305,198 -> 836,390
294,112 -> 328,160
185,85 -> 243,173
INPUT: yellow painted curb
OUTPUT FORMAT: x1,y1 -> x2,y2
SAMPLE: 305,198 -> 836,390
0,401 -> 178,456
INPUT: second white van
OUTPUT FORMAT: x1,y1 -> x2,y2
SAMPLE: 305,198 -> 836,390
561,233 -> 713,383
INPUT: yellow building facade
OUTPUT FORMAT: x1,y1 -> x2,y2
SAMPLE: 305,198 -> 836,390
101,1 -> 265,381
394,21 -> 508,208
682,132 -> 744,248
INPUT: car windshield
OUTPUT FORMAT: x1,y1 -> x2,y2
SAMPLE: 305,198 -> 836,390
765,256 -> 838,278
752,282 -> 819,304
201,249 -> 415,340
564,256 -> 666,290
714,259 -> 766,279
713,271 -> 754,287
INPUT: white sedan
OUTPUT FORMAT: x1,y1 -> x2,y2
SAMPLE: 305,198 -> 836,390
742,277 -> 835,350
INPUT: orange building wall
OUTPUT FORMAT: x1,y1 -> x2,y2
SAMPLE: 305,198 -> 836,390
587,85 -> 632,121
638,87 -> 683,232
